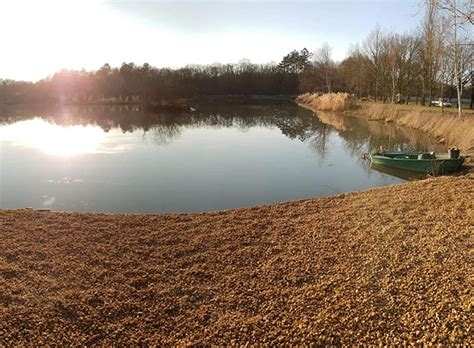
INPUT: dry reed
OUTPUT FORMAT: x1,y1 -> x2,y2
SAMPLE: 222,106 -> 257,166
351,103 -> 474,154
296,93 -> 356,112
297,94 -> 474,156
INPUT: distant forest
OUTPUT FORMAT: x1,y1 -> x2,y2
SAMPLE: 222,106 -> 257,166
1,1 -> 472,107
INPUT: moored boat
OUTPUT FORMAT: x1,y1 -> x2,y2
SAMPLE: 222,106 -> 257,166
370,152 -> 465,174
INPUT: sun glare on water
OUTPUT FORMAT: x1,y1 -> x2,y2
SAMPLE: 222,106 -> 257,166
0,118 -> 110,157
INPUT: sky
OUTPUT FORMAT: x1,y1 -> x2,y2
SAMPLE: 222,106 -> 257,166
0,0 -> 424,81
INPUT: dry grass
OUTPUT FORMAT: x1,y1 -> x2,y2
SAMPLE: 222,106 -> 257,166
351,103 -> 474,154
296,93 -> 356,112
297,96 -> 474,156
1,175 -> 473,345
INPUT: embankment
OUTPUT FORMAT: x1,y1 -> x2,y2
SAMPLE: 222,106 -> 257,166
350,103 -> 474,154
1,175 -> 472,345
297,94 -> 474,157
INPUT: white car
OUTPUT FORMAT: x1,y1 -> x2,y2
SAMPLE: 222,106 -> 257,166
432,100 -> 452,107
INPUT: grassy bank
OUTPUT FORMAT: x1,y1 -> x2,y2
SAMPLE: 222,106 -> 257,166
1,175 -> 472,345
349,103 -> 474,155
297,93 -> 474,157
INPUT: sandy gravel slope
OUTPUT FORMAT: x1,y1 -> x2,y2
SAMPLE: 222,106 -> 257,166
1,176 -> 472,345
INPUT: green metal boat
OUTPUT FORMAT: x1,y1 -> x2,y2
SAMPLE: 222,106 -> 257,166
370,152 -> 465,175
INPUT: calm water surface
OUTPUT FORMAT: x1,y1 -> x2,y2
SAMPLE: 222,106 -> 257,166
0,100 -> 443,213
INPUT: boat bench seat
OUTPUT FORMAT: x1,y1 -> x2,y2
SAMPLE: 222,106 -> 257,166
418,153 -> 436,160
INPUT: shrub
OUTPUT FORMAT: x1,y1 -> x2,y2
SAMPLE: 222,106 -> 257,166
296,93 -> 356,111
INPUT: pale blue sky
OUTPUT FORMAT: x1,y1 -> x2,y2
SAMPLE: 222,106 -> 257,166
1,0 -> 423,81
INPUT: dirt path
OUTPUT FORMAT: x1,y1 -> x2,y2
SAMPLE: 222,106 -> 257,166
1,175 -> 472,345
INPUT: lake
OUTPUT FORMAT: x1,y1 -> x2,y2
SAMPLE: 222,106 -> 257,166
0,99 -> 443,213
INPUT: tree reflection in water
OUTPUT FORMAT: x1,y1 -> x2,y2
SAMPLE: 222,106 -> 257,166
0,100 -> 443,157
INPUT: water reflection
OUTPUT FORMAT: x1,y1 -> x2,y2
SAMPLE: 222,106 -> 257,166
0,102 -> 442,157
0,100 -> 445,213
313,111 -> 444,155
369,163 -> 427,181
0,119 -> 133,156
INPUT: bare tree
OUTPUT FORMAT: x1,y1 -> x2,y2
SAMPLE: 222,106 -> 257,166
429,0 -> 472,116
419,0 -> 444,105
399,34 -> 422,103
314,43 -> 336,93
438,0 -> 474,24
363,25 -> 384,101
338,44 -> 371,98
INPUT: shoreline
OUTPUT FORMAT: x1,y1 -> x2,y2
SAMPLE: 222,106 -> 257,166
298,100 -> 474,160
1,98 -> 472,344
1,175 -> 472,345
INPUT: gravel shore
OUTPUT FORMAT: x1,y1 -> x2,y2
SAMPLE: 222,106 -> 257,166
1,175 -> 472,345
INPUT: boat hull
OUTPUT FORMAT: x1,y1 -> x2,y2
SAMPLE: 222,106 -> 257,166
370,152 -> 465,174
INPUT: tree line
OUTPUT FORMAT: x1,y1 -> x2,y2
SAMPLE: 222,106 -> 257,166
0,60 -> 301,105
337,0 -> 473,116
0,0 -> 472,113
